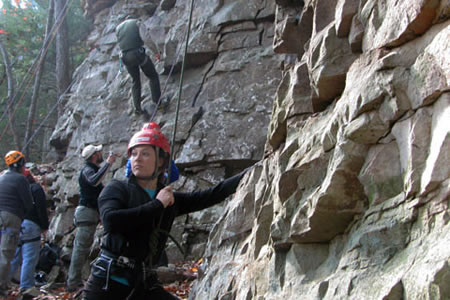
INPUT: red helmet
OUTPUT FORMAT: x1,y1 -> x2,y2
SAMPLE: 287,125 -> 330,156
23,168 -> 31,177
141,122 -> 161,131
127,128 -> 170,156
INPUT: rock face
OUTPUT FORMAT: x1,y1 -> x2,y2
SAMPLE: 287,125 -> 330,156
47,0 -> 281,268
47,0 -> 449,299
189,0 -> 450,299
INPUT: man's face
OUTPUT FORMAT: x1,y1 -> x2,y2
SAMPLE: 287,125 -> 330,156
130,145 -> 157,178
91,152 -> 103,164
96,152 -> 104,163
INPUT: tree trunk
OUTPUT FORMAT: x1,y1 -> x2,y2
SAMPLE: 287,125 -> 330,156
55,0 -> 71,118
0,39 -> 20,149
23,0 -> 55,158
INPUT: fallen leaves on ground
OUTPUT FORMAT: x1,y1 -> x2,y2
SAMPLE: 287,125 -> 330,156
162,258 -> 203,299
3,285 -> 77,300
3,259 -> 204,300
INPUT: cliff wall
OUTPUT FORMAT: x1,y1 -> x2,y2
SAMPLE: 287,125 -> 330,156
48,0 -> 449,299
191,0 -> 449,299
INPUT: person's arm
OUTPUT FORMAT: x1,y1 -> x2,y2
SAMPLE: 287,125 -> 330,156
174,171 -> 246,216
33,184 -> 49,231
99,181 -> 165,234
82,163 -> 110,187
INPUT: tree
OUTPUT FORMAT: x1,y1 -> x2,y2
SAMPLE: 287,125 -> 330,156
23,0 -> 54,157
0,0 -> 91,166
0,39 -> 20,149
54,0 -> 71,117
0,0 -> 49,158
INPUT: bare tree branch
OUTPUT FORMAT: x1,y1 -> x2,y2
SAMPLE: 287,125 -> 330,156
23,0 -> 55,157
55,0 -> 71,118
0,38 -> 20,149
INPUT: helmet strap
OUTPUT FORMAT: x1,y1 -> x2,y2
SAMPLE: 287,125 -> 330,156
9,158 -> 24,171
148,147 -> 160,181
9,164 -> 22,172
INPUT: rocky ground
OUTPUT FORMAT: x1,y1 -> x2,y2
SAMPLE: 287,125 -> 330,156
3,259 -> 201,300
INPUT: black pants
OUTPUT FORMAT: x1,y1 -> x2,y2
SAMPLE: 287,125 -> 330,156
122,47 -> 161,111
82,274 -> 179,300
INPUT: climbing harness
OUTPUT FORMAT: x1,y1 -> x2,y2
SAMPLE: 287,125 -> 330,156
17,236 -> 41,247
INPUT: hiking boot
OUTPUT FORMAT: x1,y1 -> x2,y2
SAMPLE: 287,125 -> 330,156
160,97 -> 170,113
10,277 -> 20,284
0,283 -> 10,298
0,288 -> 7,298
21,287 -> 41,297
35,271 -> 47,287
66,282 -> 84,292
140,109 -> 151,121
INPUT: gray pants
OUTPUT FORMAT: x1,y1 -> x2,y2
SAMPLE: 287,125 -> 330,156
0,211 -> 21,289
122,47 -> 161,111
67,206 -> 98,289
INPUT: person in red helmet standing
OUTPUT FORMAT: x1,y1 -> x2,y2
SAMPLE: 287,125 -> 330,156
0,151 -> 33,297
82,124 -> 247,299
124,122 -> 179,183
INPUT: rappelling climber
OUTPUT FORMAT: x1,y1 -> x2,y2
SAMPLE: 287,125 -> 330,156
116,18 -> 162,117
82,123 -> 247,299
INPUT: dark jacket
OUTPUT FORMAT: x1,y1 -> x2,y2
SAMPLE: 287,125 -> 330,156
79,162 -> 110,211
26,183 -> 49,230
0,170 -> 33,220
116,19 -> 143,52
98,171 -> 245,264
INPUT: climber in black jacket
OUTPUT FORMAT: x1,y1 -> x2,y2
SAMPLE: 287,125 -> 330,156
83,124 -> 246,300
9,169 -> 49,294
67,144 -> 117,292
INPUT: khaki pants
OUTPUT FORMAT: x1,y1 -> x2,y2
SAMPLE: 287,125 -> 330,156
67,206 -> 98,289
0,211 -> 21,289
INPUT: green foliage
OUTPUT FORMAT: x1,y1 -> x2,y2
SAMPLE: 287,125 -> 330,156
0,1 -> 46,79
0,0 -> 92,166
67,0 -> 92,69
